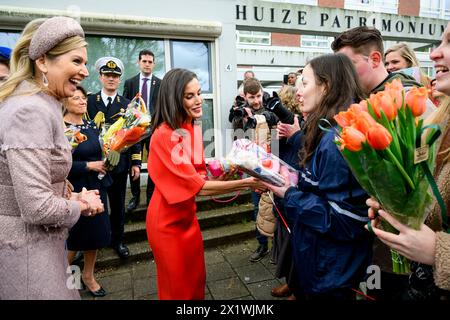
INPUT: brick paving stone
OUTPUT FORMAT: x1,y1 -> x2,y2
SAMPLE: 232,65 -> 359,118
206,261 -> 235,282
234,263 -> 275,284
133,276 -> 157,297
132,260 -> 156,279
207,276 -> 250,300
97,272 -> 132,293
204,248 -> 226,265
246,279 -> 284,300
83,241 -> 286,301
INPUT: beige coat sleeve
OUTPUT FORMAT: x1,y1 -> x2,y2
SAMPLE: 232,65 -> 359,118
434,231 -> 450,291
3,100 -> 80,228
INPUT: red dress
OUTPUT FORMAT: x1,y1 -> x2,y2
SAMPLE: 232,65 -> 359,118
146,122 -> 207,300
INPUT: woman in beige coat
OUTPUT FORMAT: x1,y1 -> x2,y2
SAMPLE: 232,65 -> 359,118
0,17 -> 103,300
367,22 -> 450,292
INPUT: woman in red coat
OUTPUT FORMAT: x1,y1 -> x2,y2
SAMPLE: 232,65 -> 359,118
147,68 -> 263,300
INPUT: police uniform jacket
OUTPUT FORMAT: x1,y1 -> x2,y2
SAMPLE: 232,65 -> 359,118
87,92 -> 141,174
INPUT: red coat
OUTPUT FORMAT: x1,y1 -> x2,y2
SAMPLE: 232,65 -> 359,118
146,122 -> 207,300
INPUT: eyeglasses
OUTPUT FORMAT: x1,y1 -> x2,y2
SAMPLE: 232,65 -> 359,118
71,96 -> 87,101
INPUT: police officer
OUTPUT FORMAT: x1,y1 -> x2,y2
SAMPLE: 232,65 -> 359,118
87,57 -> 141,259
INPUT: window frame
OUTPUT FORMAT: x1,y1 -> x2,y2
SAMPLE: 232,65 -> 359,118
236,30 -> 271,46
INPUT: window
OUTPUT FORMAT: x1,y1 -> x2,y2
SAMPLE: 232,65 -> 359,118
301,35 -> 333,48
84,36 -> 165,94
199,99 -> 215,158
345,0 -> 398,14
171,40 -> 215,156
420,0 -> 450,18
171,40 -> 212,93
0,31 -> 20,48
0,31 -> 166,94
236,30 -> 271,46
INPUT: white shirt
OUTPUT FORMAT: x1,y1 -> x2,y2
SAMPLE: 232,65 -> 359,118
101,89 -> 117,107
139,72 -> 152,105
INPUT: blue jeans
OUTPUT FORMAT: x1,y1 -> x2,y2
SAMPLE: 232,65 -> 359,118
251,191 -> 268,246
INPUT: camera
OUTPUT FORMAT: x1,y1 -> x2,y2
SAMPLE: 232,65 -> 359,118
265,92 -> 295,124
232,96 -> 248,118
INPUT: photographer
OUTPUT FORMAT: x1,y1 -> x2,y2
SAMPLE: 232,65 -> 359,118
228,77 -> 278,262
229,78 -> 278,132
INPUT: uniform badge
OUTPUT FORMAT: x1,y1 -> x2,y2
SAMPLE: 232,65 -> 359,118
106,60 -> 117,69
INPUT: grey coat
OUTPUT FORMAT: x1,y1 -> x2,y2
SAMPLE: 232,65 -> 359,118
0,81 -> 81,299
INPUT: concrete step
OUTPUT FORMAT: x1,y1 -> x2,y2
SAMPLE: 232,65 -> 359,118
95,220 -> 256,270
125,190 -> 253,222
124,203 -> 254,243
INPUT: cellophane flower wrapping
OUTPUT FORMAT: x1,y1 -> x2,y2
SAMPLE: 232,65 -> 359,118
225,138 -> 298,187
99,93 -> 151,171
64,125 -> 87,152
206,158 -> 243,180
334,79 -> 439,274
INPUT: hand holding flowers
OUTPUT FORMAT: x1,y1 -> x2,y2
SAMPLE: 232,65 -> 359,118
99,93 -> 151,173
334,79 -> 444,273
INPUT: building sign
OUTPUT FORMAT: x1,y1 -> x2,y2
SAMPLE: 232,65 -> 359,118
236,0 -> 447,42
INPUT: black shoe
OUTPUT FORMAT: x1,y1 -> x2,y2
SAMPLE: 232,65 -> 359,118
113,243 -> 130,259
127,197 -> 140,212
249,244 -> 269,262
81,278 -> 107,297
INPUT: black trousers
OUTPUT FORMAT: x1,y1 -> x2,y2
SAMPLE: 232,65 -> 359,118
128,138 -> 155,205
108,170 -> 128,246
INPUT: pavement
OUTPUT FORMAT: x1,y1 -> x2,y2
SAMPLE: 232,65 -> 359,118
80,239 -> 289,300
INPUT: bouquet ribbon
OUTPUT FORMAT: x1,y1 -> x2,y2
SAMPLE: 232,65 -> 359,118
417,125 -> 449,233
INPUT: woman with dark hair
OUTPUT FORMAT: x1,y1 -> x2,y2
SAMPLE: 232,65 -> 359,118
146,68 -> 264,300
264,53 -> 373,300
63,86 -> 112,297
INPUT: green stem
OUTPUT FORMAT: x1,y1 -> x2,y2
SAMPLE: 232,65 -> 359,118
385,148 -> 415,190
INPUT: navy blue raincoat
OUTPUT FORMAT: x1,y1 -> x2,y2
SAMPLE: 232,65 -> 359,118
284,130 -> 373,295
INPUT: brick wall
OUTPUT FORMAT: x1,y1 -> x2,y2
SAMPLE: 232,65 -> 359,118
271,33 -> 300,47
318,0 -> 344,8
398,0 -> 420,16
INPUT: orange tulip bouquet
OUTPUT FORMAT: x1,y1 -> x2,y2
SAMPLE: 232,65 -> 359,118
333,79 -> 443,274
99,93 -> 151,175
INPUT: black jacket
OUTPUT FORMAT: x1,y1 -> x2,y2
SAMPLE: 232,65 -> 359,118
123,74 -> 161,116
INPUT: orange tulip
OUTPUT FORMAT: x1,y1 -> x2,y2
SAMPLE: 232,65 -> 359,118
359,99 -> 369,112
384,79 -> 404,110
405,87 -> 428,117
340,126 -> 366,152
334,104 -> 360,128
334,111 -> 353,128
369,91 -> 397,121
366,123 -> 392,150
353,111 -> 377,135
384,78 -> 404,92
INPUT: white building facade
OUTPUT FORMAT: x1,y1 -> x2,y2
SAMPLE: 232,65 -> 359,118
0,0 -> 447,157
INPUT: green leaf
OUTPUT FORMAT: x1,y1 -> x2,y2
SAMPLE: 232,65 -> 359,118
368,160 -> 432,229
341,147 -> 376,196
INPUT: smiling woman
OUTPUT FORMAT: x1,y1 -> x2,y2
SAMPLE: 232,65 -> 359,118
146,68 -> 265,300
0,16 -> 104,300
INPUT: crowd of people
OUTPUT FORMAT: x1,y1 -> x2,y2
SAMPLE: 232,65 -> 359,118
0,15 -> 449,301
